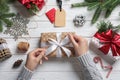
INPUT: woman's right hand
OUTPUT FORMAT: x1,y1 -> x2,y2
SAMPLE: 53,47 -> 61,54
68,34 -> 88,57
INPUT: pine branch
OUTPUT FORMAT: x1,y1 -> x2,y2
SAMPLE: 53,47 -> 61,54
85,0 -> 99,3
2,18 -> 13,27
7,0 -> 17,3
0,0 -> 15,32
105,0 -> 120,18
97,21 -> 112,33
0,3 -> 9,13
87,2 -> 100,10
101,0 -> 112,9
71,2 -> 94,8
97,21 -> 120,33
0,20 -> 3,32
0,13 -> 15,18
92,7 -> 102,24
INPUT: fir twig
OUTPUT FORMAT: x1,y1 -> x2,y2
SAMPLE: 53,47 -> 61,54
2,18 -> 13,27
0,20 -> 3,32
0,13 -> 15,18
97,21 -> 120,33
92,7 -> 102,24
87,2 -> 100,10
0,0 -> 15,32
71,2 -> 92,8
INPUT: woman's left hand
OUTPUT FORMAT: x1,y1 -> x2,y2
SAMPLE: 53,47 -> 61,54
25,48 -> 48,71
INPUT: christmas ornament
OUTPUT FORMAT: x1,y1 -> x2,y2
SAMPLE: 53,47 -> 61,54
18,0 -> 45,14
4,14 -> 30,41
13,59 -> 23,68
17,42 -> 30,52
71,0 -> 120,24
0,38 -> 12,61
0,0 -> 15,32
73,15 -> 85,27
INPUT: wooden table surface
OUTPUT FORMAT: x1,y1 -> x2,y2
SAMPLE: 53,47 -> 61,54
0,0 -> 120,80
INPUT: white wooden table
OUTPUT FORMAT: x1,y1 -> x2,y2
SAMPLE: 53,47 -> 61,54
0,0 -> 120,80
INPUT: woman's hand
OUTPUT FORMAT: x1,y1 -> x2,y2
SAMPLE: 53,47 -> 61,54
68,34 -> 88,56
25,48 -> 48,71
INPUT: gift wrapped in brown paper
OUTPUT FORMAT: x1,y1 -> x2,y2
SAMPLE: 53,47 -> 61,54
40,32 -> 75,57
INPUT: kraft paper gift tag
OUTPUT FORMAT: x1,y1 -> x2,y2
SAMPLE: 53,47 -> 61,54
55,9 -> 66,27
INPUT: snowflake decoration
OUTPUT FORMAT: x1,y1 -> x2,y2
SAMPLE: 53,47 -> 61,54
4,14 -> 30,41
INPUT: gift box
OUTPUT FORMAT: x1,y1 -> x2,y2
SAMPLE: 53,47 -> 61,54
92,29 -> 120,56
40,32 -> 75,57
0,38 -> 12,61
18,0 -> 45,14
89,21 -> 120,64
90,28 -> 120,65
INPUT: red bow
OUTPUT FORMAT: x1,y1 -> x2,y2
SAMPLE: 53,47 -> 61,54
94,29 -> 120,56
18,0 -> 45,10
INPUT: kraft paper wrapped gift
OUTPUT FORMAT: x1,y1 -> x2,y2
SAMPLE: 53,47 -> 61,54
40,32 -> 75,57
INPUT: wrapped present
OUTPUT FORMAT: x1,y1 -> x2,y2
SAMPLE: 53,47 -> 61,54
90,22 -> 120,61
18,0 -> 45,14
90,34 -> 118,65
40,32 -> 75,57
93,29 -> 120,56
0,38 -> 12,61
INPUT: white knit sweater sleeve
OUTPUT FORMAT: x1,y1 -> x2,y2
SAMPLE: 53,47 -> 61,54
77,53 -> 103,80
17,66 -> 33,80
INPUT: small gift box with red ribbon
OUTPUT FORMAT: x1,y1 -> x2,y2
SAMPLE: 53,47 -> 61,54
91,21 -> 120,57
18,0 -> 45,14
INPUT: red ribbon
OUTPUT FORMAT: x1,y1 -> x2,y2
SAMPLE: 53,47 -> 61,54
18,0 -> 45,10
94,29 -> 120,56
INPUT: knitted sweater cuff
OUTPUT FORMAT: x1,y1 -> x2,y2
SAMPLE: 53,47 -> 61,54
77,53 -> 94,67
17,66 -> 33,80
